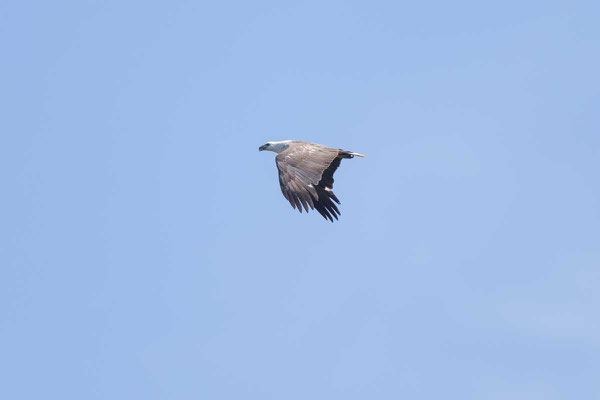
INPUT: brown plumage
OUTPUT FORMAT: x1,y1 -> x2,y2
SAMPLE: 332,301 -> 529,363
260,140 -> 365,222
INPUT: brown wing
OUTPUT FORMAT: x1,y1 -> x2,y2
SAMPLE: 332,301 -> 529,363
275,143 -> 344,222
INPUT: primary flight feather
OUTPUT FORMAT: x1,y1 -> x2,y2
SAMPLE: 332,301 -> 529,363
259,140 -> 365,222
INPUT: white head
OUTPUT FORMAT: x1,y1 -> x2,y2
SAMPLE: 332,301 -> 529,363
258,140 -> 293,154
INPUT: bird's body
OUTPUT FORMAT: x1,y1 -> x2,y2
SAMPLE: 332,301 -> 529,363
259,140 -> 365,221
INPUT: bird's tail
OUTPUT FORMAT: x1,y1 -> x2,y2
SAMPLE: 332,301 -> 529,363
340,151 -> 366,158
348,152 -> 366,158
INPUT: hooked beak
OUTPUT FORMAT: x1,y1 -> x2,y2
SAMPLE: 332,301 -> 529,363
259,144 -> 267,151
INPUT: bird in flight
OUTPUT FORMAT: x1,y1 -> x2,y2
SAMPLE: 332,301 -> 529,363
259,140 -> 365,222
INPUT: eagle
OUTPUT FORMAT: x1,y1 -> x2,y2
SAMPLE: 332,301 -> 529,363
259,140 -> 365,222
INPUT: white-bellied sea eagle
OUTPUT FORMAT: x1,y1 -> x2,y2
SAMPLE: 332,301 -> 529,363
259,140 -> 365,222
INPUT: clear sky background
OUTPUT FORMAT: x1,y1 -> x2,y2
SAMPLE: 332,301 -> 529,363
2,1 -> 600,398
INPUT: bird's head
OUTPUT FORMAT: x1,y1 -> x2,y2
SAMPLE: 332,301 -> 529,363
258,141 -> 291,154
258,142 -> 271,152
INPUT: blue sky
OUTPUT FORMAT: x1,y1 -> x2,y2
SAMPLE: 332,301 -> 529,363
2,1 -> 600,398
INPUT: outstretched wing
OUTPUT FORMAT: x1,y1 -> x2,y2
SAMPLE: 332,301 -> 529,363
275,143 -> 343,221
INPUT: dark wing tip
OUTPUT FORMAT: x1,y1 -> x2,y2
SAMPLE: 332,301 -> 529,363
310,186 -> 341,222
